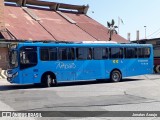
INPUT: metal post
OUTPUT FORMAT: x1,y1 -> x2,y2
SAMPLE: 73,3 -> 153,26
144,26 -> 147,39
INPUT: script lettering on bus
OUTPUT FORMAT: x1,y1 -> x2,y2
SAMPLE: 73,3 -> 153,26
56,62 -> 76,69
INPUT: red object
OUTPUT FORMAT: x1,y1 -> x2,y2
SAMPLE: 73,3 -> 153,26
3,4 -> 128,43
154,58 -> 160,65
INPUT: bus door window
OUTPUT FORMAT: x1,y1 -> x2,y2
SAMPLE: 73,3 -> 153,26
20,51 -> 37,64
20,47 -> 37,70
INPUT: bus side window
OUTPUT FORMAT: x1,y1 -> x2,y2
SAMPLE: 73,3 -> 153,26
59,48 -> 67,60
103,48 -> 109,59
40,48 -> 49,61
144,48 -> 150,58
110,47 -> 123,59
87,48 -> 92,60
49,48 -> 57,60
138,48 -> 149,58
68,48 -> 75,60
125,47 -> 137,58
93,48 -> 108,60
119,48 -> 123,58
76,48 -> 88,60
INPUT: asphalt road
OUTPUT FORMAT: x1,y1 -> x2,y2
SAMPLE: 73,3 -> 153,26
0,74 -> 160,120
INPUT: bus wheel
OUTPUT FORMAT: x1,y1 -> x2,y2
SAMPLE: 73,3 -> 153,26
110,70 -> 122,82
43,74 -> 53,87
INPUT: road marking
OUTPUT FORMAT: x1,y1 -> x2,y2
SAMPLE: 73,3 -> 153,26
156,65 -> 160,73
1,70 -> 7,79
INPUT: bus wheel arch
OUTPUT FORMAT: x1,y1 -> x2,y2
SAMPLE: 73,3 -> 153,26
41,71 -> 57,87
110,69 -> 122,82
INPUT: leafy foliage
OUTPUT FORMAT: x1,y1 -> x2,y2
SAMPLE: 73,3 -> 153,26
107,19 -> 118,41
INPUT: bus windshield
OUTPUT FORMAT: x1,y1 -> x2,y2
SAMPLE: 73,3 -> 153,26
9,50 -> 18,69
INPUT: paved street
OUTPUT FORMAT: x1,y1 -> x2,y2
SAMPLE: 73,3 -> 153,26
0,74 -> 160,120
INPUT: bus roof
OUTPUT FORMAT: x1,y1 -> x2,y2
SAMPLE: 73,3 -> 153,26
14,42 -> 152,48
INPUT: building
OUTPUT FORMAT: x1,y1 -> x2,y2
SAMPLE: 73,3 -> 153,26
133,38 -> 160,73
0,0 -> 128,70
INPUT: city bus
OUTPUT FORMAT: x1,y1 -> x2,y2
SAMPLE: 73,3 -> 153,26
7,42 -> 153,87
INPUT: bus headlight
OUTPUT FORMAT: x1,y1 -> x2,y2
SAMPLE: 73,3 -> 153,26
12,72 -> 18,78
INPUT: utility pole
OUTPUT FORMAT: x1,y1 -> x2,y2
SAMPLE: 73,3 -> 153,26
144,26 -> 147,39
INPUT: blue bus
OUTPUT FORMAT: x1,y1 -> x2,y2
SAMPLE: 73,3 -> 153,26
7,42 -> 153,87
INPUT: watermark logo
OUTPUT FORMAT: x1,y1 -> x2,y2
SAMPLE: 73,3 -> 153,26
2,112 -> 11,117
2,112 -> 42,118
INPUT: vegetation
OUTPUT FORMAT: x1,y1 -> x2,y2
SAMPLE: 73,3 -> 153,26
107,19 -> 118,41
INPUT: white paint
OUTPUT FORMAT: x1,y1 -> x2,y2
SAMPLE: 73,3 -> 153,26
56,62 -> 76,69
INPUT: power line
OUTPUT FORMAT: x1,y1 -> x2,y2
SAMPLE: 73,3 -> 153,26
147,28 -> 160,38
151,30 -> 160,38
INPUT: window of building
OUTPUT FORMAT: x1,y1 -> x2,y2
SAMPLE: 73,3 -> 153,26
154,46 -> 160,58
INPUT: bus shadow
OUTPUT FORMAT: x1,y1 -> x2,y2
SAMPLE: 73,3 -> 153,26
0,78 -> 143,91
57,78 -> 144,87
120,78 -> 144,82
0,84 -> 42,91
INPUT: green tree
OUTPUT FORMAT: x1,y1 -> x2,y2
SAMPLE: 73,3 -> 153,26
107,19 -> 118,41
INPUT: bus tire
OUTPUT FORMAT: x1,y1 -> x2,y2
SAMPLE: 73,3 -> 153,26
110,70 -> 122,82
41,73 -> 56,87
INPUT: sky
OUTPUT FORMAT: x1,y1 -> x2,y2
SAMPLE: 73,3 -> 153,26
44,0 -> 160,40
